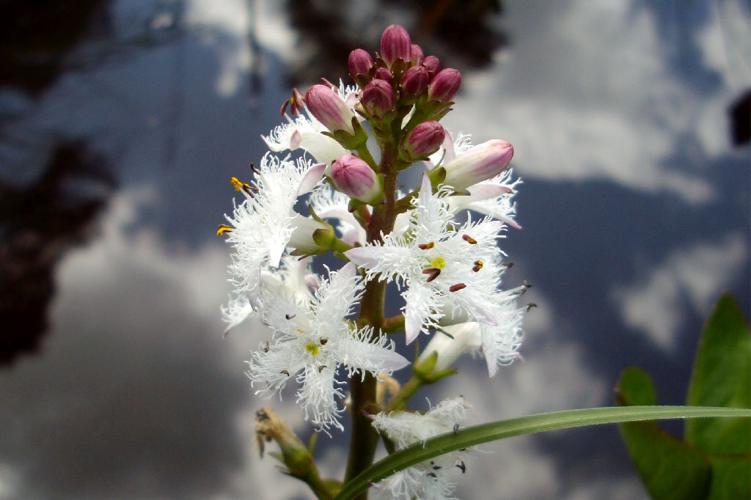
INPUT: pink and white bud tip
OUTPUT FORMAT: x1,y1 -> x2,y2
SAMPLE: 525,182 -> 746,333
360,79 -> 395,118
331,154 -> 383,204
304,84 -> 355,134
405,121 -> 445,160
380,24 -> 412,67
442,139 -> 514,190
428,68 -> 462,102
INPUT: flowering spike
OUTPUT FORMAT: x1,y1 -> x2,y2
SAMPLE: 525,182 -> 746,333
428,68 -> 462,102
380,24 -> 412,67
304,84 -> 355,134
220,17 -> 526,472
331,154 -> 383,204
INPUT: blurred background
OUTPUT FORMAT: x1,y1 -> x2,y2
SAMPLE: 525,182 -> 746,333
0,0 -> 749,498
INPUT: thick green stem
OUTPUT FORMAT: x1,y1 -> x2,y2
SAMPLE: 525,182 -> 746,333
382,314 -> 405,333
343,132 -> 400,497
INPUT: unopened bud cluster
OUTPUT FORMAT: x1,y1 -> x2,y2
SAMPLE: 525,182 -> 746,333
348,23 -> 462,116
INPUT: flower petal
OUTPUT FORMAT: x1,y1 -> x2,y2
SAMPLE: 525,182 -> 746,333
297,162 -> 326,195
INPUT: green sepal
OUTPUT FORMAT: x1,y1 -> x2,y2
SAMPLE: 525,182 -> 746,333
427,166 -> 446,189
312,226 -> 337,248
323,117 -> 369,149
307,432 -> 318,454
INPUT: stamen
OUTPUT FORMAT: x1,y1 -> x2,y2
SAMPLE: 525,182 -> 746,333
280,369 -> 290,376
216,224 -> 233,236
285,313 -> 296,320
319,338 -> 328,345
457,461 -> 466,474
418,242 -> 435,250
422,267 -> 441,282
462,234 -> 477,244
449,283 -> 466,292
472,259 -> 484,272
526,303 -> 538,312
230,176 -> 256,196
318,365 -> 327,373
280,88 -> 304,116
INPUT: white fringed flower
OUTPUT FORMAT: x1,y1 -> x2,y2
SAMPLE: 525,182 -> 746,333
422,286 -> 526,377
448,169 -> 522,230
221,153 -> 325,328
248,263 -> 409,432
371,397 -> 470,500
346,176 -> 506,343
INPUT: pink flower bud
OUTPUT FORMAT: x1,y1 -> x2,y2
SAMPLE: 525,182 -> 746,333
422,55 -> 441,77
304,84 -> 356,134
442,139 -> 514,190
348,48 -> 373,79
360,79 -> 394,118
410,43 -> 424,64
380,24 -> 412,66
405,121 -> 445,159
428,68 -> 461,102
373,67 -> 392,82
401,65 -> 430,96
331,154 -> 382,203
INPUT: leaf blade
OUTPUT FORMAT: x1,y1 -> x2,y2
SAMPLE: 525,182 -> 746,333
616,367 -> 711,500
686,293 -> 751,454
335,406 -> 751,499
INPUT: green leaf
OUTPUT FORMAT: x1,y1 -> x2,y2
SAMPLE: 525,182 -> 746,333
616,367 -> 711,500
707,456 -> 751,500
334,406 -> 751,500
686,294 -> 751,455
617,367 -> 658,406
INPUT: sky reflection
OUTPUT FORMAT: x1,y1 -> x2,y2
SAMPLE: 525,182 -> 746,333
0,0 -> 749,499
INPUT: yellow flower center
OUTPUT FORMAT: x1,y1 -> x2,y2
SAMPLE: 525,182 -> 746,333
430,256 -> 446,269
305,342 -> 320,357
